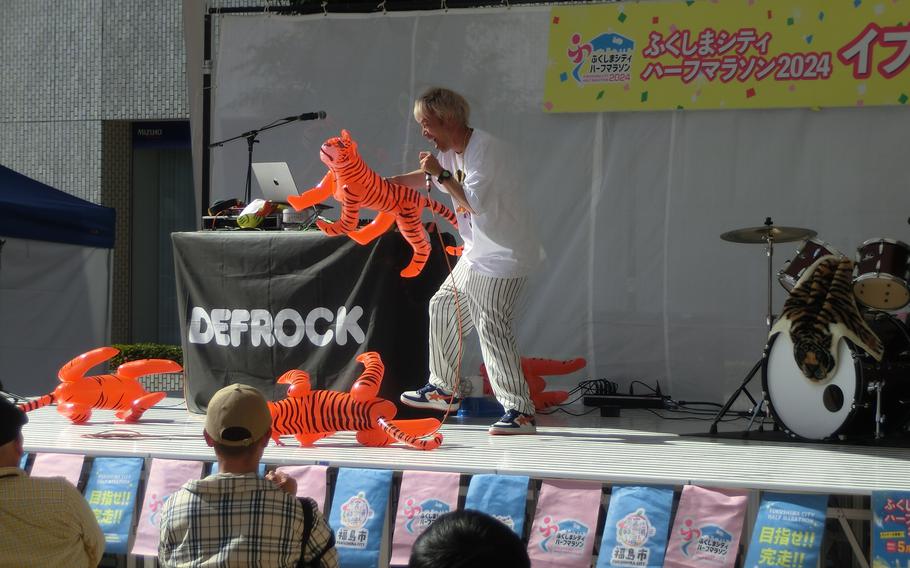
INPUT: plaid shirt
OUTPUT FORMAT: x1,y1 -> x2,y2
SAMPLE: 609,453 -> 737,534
158,472 -> 337,568
0,466 -> 105,568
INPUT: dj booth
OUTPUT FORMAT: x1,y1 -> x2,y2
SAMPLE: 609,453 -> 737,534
172,228 -> 455,414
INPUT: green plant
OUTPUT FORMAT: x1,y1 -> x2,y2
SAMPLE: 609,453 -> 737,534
110,343 -> 183,369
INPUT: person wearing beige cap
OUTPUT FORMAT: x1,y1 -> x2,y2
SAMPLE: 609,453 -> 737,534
158,384 -> 338,567
0,395 -> 105,568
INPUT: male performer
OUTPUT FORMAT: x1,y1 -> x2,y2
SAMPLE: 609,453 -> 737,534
392,87 -> 542,435
0,396 -> 105,567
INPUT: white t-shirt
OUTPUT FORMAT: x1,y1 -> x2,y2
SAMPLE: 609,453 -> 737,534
433,128 -> 542,278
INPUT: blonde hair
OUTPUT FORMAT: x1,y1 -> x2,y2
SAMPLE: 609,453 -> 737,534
414,87 -> 470,127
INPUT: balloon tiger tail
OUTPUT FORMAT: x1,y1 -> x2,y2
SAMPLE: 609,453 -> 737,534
354,351 -> 443,451
377,417 -> 443,451
18,394 -> 56,413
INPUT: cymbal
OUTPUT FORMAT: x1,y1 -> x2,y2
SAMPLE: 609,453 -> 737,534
720,225 -> 816,244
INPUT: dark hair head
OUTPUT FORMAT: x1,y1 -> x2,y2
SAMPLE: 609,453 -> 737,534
0,396 -> 27,447
408,509 -> 530,568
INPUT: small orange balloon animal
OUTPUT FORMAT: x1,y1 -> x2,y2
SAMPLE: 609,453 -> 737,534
480,357 -> 586,410
18,346 -> 182,423
268,351 -> 443,450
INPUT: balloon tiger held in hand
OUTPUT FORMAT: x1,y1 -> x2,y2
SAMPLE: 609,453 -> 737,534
770,255 -> 883,381
267,351 -> 443,450
17,347 -> 182,423
288,129 -> 459,278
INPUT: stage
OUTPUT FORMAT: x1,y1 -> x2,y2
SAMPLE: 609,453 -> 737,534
14,395 -> 898,566
19,397 -> 910,497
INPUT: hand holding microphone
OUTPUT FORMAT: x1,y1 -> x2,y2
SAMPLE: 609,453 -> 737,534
419,151 -> 474,214
419,152 -> 442,177
419,151 -> 438,192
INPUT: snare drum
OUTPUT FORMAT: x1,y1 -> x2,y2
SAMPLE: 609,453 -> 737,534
763,315 -> 910,440
778,238 -> 844,292
853,238 -> 910,310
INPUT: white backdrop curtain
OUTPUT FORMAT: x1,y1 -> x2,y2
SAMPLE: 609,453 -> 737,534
0,239 -> 112,396
208,8 -> 910,406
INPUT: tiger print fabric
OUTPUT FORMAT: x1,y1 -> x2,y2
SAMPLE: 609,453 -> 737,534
770,255 -> 883,381
287,129 -> 458,278
267,351 -> 443,450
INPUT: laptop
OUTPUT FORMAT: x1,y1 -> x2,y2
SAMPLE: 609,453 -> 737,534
252,162 -> 299,204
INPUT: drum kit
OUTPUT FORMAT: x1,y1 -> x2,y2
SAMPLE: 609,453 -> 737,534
711,218 -> 910,441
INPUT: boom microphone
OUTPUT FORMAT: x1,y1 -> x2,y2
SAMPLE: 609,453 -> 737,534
283,111 -> 327,122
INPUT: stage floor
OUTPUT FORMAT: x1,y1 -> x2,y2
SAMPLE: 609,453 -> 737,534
18,397 -> 910,496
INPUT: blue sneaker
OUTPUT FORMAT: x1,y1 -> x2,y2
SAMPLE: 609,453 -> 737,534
489,409 -> 537,435
400,383 -> 461,411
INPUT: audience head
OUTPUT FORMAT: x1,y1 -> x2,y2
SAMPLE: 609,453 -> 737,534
204,384 -> 272,458
408,509 -> 530,568
0,396 -> 28,466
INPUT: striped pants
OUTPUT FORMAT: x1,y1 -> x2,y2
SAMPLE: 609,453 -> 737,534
428,260 -> 534,415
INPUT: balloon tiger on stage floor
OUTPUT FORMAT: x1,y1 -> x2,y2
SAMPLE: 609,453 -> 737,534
268,351 -> 443,450
17,347 -> 182,423
480,356 -> 586,411
287,129 -> 459,278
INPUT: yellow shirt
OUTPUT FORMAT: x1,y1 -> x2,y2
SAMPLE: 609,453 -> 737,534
0,466 -> 105,568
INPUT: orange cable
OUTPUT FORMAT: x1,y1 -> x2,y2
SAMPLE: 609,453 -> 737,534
418,180 -> 466,439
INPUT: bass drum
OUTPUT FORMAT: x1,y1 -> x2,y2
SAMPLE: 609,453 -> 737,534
762,315 -> 910,440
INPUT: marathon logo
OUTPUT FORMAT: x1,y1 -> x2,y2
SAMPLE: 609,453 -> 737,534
188,306 -> 365,347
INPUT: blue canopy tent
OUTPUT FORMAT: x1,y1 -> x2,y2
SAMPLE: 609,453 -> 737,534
0,165 -> 115,396
0,165 -> 115,248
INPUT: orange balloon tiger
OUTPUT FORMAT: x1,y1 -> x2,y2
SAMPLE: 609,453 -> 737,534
18,346 -> 182,423
268,351 -> 443,450
288,129 -> 458,278
480,356 -> 586,411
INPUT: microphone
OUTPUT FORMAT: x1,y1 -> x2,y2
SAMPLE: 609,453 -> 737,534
283,111 -> 327,122
425,172 -> 432,192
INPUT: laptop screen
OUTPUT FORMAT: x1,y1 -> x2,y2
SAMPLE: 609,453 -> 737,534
252,162 -> 299,203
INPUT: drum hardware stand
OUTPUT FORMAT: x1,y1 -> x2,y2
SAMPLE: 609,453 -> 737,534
709,352 -> 767,435
710,218 -> 816,435
871,380 -> 884,439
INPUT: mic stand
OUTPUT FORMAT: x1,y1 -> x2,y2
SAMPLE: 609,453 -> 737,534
209,116 -> 304,205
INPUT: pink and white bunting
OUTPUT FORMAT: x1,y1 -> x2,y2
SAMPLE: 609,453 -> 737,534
527,479 -> 602,567
130,458 -> 203,557
30,452 -> 85,486
390,470 -> 461,566
274,464 -> 330,511
664,485 -> 749,568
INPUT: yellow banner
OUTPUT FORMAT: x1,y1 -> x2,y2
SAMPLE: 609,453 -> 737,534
545,0 -> 910,112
